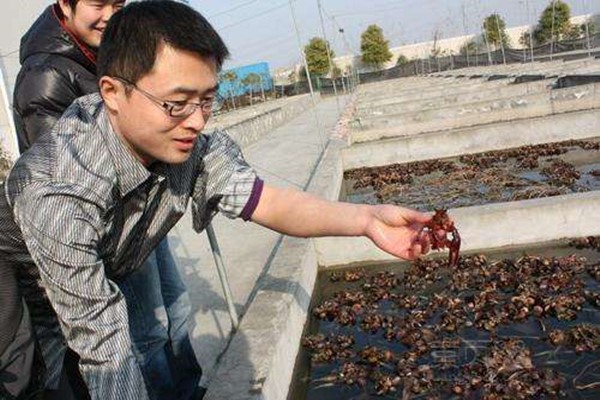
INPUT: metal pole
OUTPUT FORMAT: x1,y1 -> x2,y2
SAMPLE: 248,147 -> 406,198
206,224 -> 239,330
333,18 -> 359,89
526,0 -> 535,62
482,23 -> 493,65
462,3 -> 471,67
317,0 -> 341,114
550,0 -> 556,61
289,0 -> 326,152
494,13 -> 506,65
583,0 -> 592,57
478,0 -> 493,65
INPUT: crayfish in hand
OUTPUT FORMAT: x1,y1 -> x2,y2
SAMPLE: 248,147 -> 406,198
422,209 -> 461,267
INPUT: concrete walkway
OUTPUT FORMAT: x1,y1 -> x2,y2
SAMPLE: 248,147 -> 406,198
167,95 -> 348,388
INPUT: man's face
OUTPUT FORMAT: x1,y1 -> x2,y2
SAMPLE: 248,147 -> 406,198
104,45 -> 218,166
59,0 -> 125,48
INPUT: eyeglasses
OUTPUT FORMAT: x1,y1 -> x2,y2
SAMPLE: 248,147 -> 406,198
114,77 -> 222,118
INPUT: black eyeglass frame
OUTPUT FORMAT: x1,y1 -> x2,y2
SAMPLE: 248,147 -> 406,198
114,77 -> 222,118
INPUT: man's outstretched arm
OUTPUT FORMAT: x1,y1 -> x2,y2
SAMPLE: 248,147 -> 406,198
250,185 -> 432,260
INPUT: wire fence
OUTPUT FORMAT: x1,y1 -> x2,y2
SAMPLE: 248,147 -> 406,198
318,32 -> 600,85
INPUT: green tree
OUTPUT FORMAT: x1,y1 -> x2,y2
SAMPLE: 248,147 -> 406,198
220,70 -> 238,110
459,39 -> 480,56
519,30 -> 534,48
360,24 -> 393,69
304,37 -> 334,76
242,73 -> 263,105
331,65 -> 342,78
430,29 -> 442,58
483,13 -> 510,49
396,54 -> 409,65
298,66 -> 308,81
533,1 -> 572,44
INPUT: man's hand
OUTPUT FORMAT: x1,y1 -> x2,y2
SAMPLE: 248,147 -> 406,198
364,205 -> 433,260
251,185 -> 434,260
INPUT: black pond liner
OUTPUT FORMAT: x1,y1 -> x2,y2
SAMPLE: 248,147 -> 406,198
554,75 -> 600,89
342,139 -> 600,212
487,75 -> 509,81
291,241 -> 600,400
513,75 -> 547,84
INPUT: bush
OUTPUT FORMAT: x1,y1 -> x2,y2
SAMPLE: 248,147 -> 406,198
0,146 -> 12,182
396,55 -> 409,65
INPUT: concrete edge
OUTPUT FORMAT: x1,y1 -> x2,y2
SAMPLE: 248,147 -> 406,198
203,235 -> 318,400
203,134 -> 347,400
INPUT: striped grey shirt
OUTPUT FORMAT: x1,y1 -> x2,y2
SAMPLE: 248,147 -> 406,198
0,93 -> 262,399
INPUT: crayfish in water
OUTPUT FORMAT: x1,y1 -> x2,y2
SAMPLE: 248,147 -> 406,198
422,209 -> 461,267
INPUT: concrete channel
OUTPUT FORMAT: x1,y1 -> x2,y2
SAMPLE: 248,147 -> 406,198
197,58 -> 600,400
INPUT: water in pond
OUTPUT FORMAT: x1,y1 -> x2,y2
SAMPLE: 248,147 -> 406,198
291,238 -> 600,400
344,139 -> 600,212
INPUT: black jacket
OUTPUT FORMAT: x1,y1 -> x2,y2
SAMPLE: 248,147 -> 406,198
13,5 -> 98,153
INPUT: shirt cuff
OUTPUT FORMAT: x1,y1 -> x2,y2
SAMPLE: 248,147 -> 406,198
240,178 -> 264,221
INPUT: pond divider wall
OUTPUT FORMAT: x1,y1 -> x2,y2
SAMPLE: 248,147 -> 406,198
358,79 -> 554,117
343,108 -> 600,170
315,191 -> 600,268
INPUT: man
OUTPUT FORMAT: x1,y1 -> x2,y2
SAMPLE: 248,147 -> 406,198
0,2 -> 434,399
12,1 -> 199,398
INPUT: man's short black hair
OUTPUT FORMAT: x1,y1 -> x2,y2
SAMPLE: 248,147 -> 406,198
97,1 -> 229,84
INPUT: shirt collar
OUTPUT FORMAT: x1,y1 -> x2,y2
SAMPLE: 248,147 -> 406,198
97,104 -> 152,197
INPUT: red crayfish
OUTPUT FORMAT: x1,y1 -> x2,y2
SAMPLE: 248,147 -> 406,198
422,209 -> 461,267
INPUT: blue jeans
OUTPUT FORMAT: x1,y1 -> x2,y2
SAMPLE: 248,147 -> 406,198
118,238 -> 202,400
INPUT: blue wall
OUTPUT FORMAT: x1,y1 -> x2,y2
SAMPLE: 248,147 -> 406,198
219,62 -> 273,97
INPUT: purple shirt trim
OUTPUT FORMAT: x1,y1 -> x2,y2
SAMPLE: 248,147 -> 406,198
240,177 -> 264,221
